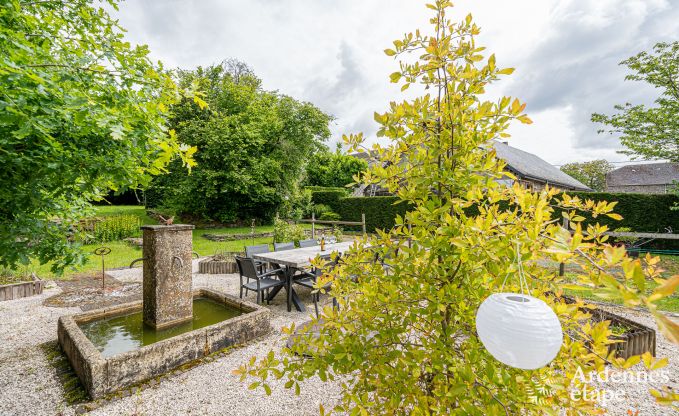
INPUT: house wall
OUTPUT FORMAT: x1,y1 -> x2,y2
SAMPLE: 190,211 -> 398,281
606,184 -> 674,194
518,178 -> 581,192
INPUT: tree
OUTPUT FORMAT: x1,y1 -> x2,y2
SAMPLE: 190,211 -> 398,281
149,61 -> 331,223
0,0 -> 198,272
592,42 -> 679,162
237,2 -> 679,414
304,143 -> 368,188
560,160 -> 613,191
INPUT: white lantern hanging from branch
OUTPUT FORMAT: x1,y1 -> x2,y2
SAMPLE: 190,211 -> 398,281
475,242 -> 563,370
476,292 -> 563,370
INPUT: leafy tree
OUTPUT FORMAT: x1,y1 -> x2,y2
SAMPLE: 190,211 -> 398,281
237,2 -> 679,414
560,160 -> 613,191
304,143 -> 368,188
0,0 -> 198,272
150,61 -> 331,223
592,42 -> 679,162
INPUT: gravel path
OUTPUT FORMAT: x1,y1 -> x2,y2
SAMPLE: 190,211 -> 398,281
0,268 -> 343,416
0,266 -> 676,415
0,284 -> 81,416
590,305 -> 678,415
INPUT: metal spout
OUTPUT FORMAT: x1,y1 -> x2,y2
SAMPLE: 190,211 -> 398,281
129,257 -> 146,268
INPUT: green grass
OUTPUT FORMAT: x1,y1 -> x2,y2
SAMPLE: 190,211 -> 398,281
560,255 -> 679,313
93,205 -> 156,225
12,205 -> 317,279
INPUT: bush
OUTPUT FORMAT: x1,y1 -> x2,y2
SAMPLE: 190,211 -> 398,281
335,196 -> 412,232
612,227 -> 637,244
85,215 -> 140,243
319,211 -> 341,221
312,204 -> 333,217
278,188 -> 313,220
273,217 -> 306,244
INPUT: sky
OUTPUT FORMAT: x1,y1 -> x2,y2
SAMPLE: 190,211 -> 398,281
111,0 -> 679,166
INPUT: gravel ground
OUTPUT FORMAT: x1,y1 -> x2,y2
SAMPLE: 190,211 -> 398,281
590,304 -> 678,415
0,265 -> 676,415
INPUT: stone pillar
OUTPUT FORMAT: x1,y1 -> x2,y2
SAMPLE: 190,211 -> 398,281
141,224 -> 195,329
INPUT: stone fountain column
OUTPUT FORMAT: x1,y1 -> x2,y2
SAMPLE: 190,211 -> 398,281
141,224 -> 195,329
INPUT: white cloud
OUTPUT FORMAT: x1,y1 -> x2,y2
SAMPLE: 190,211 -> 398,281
111,0 -> 679,164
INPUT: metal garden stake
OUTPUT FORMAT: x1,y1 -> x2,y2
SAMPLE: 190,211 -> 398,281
94,246 -> 111,290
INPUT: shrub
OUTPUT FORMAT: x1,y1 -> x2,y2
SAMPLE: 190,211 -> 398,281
311,203 -> 332,217
319,211 -> 340,221
272,217 -> 306,244
335,196 -> 412,232
86,215 -> 140,243
331,225 -> 343,242
612,227 -> 637,245
278,188 -> 313,220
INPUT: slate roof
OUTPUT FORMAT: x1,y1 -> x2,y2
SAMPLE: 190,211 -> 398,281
606,162 -> 679,186
490,141 -> 590,191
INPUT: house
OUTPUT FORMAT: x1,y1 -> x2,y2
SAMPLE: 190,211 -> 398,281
491,141 -> 590,192
605,162 -> 679,194
351,140 -> 590,196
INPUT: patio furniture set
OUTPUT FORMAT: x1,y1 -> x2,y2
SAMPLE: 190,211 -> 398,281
235,238 -> 352,315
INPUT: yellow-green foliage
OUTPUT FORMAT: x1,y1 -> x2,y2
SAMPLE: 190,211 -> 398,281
236,2 -> 679,414
273,217 -> 306,244
90,215 -> 140,243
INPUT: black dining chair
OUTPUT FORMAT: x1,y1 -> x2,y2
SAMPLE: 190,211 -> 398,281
235,256 -> 286,305
298,239 -> 317,248
245,244 -> 270,273
294,255 -> 339,317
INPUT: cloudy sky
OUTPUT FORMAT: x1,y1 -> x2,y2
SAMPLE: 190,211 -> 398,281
112,0 -> 678,165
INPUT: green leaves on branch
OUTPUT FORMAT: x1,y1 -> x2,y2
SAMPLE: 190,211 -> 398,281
592,41 -> 679,163
0,0 -> 197,272
147,60 -> 332,223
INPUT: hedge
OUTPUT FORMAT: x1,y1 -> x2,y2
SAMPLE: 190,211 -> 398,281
564,192 -> 678,232
307,186 -> 348,210
334,192 -> 679,241
335,196 -> 412,232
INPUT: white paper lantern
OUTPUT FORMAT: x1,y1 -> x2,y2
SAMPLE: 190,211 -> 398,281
475,293 -> 563,370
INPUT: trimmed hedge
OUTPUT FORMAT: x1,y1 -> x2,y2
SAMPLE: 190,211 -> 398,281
307,186 -> 348,210
335,196 -> 412,232
565,192 -> 679,233
334,192 -> 679,243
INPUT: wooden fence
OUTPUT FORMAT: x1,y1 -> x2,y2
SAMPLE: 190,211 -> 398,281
299,213 -> 366,238
558,217 -> 679,276
0,274 -> 44,301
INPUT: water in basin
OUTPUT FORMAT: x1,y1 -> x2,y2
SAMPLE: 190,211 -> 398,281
79,297 -> 243,357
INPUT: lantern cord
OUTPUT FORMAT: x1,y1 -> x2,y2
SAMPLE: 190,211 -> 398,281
500,241 -> 528,294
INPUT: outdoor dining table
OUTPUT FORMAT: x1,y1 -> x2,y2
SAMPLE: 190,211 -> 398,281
252,241 -> 356,312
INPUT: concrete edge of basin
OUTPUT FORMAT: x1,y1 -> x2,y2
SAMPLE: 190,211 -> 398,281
57,288 -> 272,399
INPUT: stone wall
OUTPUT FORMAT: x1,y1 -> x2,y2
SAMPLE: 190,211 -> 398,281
58,289 -> 271,399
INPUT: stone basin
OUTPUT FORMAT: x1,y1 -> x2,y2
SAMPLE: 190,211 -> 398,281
58,288 -> 270,399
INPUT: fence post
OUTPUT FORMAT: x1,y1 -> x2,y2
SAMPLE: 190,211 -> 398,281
311,212 -> 316,239
559,217 -> 569,277
361,213 -> 366,235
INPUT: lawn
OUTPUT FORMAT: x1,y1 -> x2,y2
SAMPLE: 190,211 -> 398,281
12,206 -> 312,279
